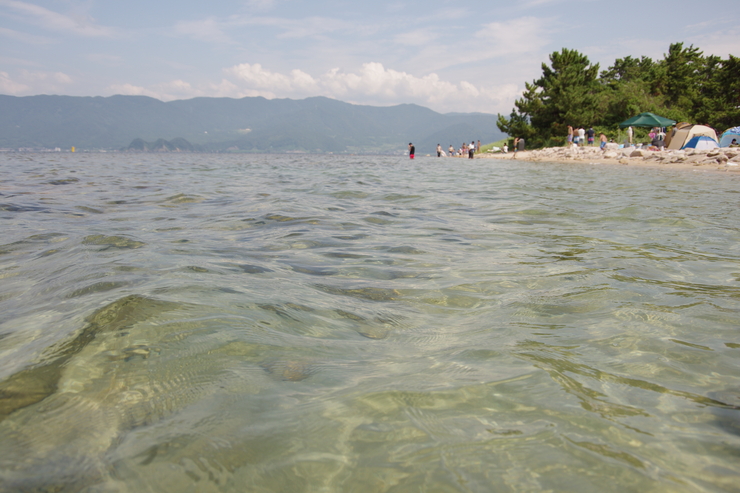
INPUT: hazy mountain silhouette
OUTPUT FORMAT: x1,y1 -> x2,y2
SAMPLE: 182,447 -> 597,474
0,94 -> 505,153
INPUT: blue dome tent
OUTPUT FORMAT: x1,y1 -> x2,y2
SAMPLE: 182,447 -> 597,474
681,135 -> 719,150
719,127 -> 740,147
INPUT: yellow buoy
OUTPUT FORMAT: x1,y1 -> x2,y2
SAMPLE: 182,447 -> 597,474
71,146 -> 76,153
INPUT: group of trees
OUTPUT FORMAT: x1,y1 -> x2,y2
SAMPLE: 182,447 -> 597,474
497,43 -> 740,148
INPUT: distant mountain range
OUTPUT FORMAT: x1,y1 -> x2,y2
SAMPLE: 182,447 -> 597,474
0,94 -> 505,154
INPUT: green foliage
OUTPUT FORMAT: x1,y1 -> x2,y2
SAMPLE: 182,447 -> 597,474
498,48 -> 601,147
498,43 -> 739,149
693,54 -> 740,129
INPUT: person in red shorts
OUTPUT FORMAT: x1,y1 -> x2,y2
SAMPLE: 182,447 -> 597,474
408,143 -> 415,159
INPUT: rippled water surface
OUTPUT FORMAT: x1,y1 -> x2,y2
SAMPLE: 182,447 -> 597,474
1,153 -> 739,492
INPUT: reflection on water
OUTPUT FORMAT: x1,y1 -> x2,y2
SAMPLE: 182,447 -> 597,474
0,153 -> 739,492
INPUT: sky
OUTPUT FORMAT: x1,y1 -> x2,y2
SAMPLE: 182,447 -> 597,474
1,0 -> 738,115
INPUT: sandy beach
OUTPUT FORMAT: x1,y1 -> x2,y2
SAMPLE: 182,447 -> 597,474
475,144 -> 740,173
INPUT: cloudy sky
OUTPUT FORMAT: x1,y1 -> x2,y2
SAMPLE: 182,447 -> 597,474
1,0 -> 738,115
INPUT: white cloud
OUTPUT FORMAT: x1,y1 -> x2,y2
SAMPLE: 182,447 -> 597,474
207,79 -> 242,98
102,61 -> 520,113
108,83 -> 160,98
228,63 -> 318,93
20,70 -> 72,84
108,78 -> 247,101
0,69 -> 73,94
224,61 -> 522,113
0,0 -> 116,37
0,71 -> 30,94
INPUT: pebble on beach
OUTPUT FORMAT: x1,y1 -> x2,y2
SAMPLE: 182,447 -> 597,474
478,144 -> 740,171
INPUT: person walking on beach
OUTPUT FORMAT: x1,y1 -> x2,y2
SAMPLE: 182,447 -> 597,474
408,143 -> 415,159
600,133 -> 608,149
587,127 -> 595,146
476,140 -> 481,152
449,144 -> 455,156
437,144 -> 442,157
567,125 -> 573,146
578,127 -> 585,147
627,126 -> 633,145
512,137 -> 525,158
469,141 -> 475,159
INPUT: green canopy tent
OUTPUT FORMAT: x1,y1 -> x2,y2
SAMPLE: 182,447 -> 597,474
618,112 -> 676,128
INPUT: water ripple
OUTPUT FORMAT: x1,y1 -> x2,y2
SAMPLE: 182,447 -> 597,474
0,153 -> 739,492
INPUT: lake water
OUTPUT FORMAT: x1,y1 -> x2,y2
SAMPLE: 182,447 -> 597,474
1,152 -> 739,492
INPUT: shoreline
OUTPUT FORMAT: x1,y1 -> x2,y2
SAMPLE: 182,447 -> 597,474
474,145 -> 740,173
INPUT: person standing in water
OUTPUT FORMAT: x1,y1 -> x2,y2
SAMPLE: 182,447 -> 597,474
408,143 -> 415,159
436,144 -> 442,157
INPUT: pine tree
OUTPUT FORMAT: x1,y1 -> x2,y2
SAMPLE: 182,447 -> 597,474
497,48 -> 601,147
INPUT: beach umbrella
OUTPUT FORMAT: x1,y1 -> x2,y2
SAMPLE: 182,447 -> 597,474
618,112 -> 677,128
719,126 -> 740,147
681,135 -> 719,150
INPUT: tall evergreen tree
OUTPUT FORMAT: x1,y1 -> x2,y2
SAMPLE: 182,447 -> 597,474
693,54 -> 740,130
498,48 -> 601,146
600,56 -> 654,83
654,43 -> 705,114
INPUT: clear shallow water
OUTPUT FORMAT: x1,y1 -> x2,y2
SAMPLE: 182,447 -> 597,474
0,152 -> 739,492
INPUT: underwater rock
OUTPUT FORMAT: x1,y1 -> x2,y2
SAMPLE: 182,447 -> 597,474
261,360 -> 316,381
708,390 -> 740,436
83,235 -> 146,249
0,295 -> 177,421
316,284 -> 401,302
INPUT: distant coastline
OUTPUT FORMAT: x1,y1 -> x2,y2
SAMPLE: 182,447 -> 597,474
0,94 -> 505,154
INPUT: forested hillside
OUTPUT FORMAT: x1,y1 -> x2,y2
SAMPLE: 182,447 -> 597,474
0,95 -> 504,153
